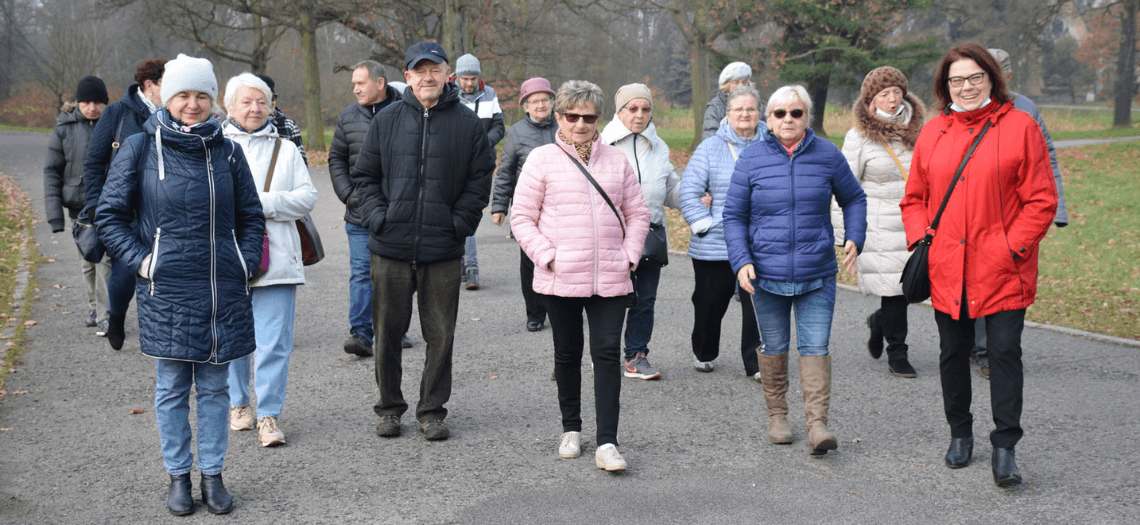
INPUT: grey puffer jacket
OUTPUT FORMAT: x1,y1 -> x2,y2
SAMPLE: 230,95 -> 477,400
44,105 -> 97,232
328,85 -> 400,225
491,113 -> 557,215
702,90 -> 728,140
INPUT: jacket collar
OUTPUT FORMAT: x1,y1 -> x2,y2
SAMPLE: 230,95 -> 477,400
714,117 -> 765,147
400,83 -> 460,114
599,116 -> 661,146
762,126 -> 817,157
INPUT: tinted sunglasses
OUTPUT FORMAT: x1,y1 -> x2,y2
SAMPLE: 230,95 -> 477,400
772,109 -> 804,119
561,112 -> 599,124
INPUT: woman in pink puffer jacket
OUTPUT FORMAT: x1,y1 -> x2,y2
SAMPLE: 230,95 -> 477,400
511,80 -> 649,473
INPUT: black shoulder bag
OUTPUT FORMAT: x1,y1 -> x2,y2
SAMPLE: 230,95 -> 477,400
629,134 -> 669,268
901,120 -> 991,303
74,118 -> 128,263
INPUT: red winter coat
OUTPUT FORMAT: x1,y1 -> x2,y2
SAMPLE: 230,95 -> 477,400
901,102 -> 1057,320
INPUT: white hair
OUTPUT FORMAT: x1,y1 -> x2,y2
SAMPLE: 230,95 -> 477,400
223,73 -> 272,114
766,85 -> 813,125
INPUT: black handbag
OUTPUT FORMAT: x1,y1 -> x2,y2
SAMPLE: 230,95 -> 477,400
641,223 -> 669,268
901,120 -> 991,303
72,206 -> 104,263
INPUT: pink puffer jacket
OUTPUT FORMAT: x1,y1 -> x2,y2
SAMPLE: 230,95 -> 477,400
511,134 -> 650,298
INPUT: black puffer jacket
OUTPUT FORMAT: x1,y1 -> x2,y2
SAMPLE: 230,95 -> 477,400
490,113 -> 557,215
328,84 -> 400,225
44,105 -> 97,232
350,84 -> 495,264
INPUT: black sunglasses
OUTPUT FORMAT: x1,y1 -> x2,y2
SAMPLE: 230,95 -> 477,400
772,109 -> 804,119
561,112 -> 599,124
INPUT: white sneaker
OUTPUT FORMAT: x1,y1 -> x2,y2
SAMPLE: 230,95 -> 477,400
558,431 -> 581,458
595,443 -> 627,471
257,416 -> 285,447
751,371 -> 763,383
229,405 -> 255,431
693,357 -> 715,372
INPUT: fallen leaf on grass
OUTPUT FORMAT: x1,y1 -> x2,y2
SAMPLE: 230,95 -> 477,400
12,390 -> 28,395
23,320 -> 36,327
52,284 -> 67,290
129,408 -> 146,415
54,303 -> 66,307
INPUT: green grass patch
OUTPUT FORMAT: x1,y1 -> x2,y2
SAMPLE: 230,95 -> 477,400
1050,127 -> 1140,141
0,124 -> 51,133
0,173 -> 41,399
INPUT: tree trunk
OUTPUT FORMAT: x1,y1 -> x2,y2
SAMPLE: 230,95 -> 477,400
251,15 -> 268,74
300,16 -> 325,151
688,41 -> 710,151
808,72 -> 831,136
1114,0 -> 1138,128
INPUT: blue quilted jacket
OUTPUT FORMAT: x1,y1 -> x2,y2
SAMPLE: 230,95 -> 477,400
723,128 -> 867,282
95,111 -> 265,363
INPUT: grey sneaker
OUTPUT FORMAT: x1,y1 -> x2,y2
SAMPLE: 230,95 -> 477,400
95,319 -> 110,337
693,357 -> 714,372
623,353 -> 661,380
420,419 -> 449,441
85,309 -> 97,327
376,416 -> 401,437
401,335 -> 414,348
465,269 -> 480,290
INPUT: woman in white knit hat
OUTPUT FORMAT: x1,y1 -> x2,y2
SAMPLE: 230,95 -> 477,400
96,53 -> 264,516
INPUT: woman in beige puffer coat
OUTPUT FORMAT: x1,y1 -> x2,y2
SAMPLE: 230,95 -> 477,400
833,66 -> 925,378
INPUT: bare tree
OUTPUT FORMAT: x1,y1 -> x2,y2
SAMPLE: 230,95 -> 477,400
1115,0 -> 1137,127
26,0 -> 106,106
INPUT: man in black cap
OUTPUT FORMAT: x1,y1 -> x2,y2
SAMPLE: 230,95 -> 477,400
254,74 -> 307,165
350,42 -> 494,441
44,75 -> 111,332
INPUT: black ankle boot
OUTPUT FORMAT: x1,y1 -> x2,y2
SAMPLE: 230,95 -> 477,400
107,314 -> 126,351
200,473 -> 233,514
944,436 -> 973,468
866,311 -> 883,359
887,345 -> 916,378
992,447 -> 1022,487
166,473 -> 194,516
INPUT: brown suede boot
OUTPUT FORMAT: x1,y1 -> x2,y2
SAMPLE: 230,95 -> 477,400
799,355 -> 838,455
759,352 -> 793,444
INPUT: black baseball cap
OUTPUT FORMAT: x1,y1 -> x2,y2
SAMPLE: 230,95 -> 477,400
404,42 -> 448,70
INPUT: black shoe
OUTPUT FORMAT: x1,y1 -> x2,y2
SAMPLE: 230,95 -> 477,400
992,447 -> 1022,487
376,415 -> 401,437
343,334 -> 373,357
465,269 -> 479,290
866,312 -> 883,359
401,335 -> 414,348
85,309 -> 97,327
945,436 -> 973,468
888,358 -> 917,378
199,473 -> 233,514
421,419 -> 449,441
526,320 -> 544,332
166,473 -> 195,516
107,314 -> 126,350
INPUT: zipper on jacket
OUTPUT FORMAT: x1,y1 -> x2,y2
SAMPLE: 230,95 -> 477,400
412,106 -> 430,265
148,227 -> 161,295
232,230 -> 250,295
203,137 -> 219,360
584,163 -> 601,295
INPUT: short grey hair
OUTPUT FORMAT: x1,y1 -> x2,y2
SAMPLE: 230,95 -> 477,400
727,85 -> 762,112
223,72 -> 272,114
766,85 -> 813,125
353,60 -> 387,81
555,80 -> 604,116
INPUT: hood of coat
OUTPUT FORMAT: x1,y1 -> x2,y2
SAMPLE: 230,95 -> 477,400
853,91 -> 926,149
399,82 -> 460,113
761,124 -> 818,156
222,118 -> 278,141
937,99 -> 1013,131
714,116 -> 767,148
55,105 -> 88,126
599,116 -> 663,146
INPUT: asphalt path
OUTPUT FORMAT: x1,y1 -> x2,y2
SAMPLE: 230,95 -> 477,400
0,129 -> 1136,524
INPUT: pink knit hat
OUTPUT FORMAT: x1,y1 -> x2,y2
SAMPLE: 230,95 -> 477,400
518,77 -> 555,104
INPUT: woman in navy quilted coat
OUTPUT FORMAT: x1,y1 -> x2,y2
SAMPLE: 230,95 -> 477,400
95,54 -> 264,516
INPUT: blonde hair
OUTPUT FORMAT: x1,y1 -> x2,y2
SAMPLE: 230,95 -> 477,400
766,85 -> 813,125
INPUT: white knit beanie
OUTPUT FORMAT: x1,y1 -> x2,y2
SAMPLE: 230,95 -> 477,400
160,54 -> 218,107
455,54 -> 481,77
719,62 -> 752,86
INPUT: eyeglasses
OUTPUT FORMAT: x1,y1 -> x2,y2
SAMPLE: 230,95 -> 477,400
771,109 -> 804,119
624,106 -> 652,114
948,72 -> 987,88
527,97 -> 552,107
729,107 -> 758,114
561,112 -> 599,124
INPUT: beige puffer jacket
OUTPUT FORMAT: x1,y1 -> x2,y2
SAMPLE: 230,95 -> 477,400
832,94 -> 925,297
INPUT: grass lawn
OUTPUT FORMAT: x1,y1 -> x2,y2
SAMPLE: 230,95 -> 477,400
0,173 -> 39,398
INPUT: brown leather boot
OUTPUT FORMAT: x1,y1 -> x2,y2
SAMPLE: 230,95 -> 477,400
799,355 -> 838,455
759,352 -> 793,444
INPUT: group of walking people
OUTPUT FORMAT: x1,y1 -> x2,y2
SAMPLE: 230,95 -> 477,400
45,38 -> 1065,515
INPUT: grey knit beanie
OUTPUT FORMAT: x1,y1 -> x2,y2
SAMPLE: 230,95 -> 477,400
160,54 -> 218,106
455,54 -> 481,77
718,62 -> 752,86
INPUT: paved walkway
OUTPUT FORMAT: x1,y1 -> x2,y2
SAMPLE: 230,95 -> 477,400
0,130 -> 1135,523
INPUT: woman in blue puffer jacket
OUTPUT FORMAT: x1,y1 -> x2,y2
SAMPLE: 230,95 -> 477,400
680,85 -> 766,379
96,55 -> 264,516
724,85 -> 866,457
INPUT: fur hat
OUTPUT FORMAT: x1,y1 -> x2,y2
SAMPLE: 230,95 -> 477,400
860,66 -> 908,107
160,54 -> 218,106
718,62 -> 752,86
455,54 -> 481,77
76,76 -> 108,104
518,77 -> 554,104
614,83 -> 652,113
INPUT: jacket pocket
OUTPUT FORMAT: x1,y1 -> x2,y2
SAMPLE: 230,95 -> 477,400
62,179 -> 86,210
147,228 -> 162,295
232,230 -> 251,295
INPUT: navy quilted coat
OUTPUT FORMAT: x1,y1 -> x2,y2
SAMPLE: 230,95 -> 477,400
95,111 -> 265,363
723,128 -> 867,281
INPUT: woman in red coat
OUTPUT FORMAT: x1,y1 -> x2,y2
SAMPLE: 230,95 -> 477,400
901,42 -> 1056,488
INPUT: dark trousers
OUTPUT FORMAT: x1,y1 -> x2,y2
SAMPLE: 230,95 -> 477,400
934,297 -> 1025,449
876,294 -> 910,358
519,248 -> 546,324
370,255 -> 461,424
623,264 -> 662,360
543,294 -> 626,447
690,259 -> 761,375
108,256 -> 137,316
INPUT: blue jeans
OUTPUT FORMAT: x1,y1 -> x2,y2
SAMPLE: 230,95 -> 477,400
462,236 -> 478,273
228,285 -> 296,419
750,276 -> 836,357
623,265 -> 661,360
108,256 -> 136,316
345,222 -> 373,343
155,359 -> 230,475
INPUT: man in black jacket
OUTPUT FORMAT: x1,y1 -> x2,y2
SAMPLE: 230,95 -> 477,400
350,42 -> 494,441
329,59 -> 403,358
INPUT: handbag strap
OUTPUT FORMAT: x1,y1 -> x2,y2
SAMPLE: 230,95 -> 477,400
562,149 -> 625,238
926,120 -> 992,237
885,143 -> 908,181
726,141 -> 738,162
263,138 -> 282,192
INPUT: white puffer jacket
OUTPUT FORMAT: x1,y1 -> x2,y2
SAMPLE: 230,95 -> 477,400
600,118 -> 679,227
223,120 -> 318,287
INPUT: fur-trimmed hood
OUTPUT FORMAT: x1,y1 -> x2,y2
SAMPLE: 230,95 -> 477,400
852,92 -> 925,149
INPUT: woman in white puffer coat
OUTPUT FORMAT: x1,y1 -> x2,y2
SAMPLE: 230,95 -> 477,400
833,66 -> 925,378
221,73 -> 318,447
